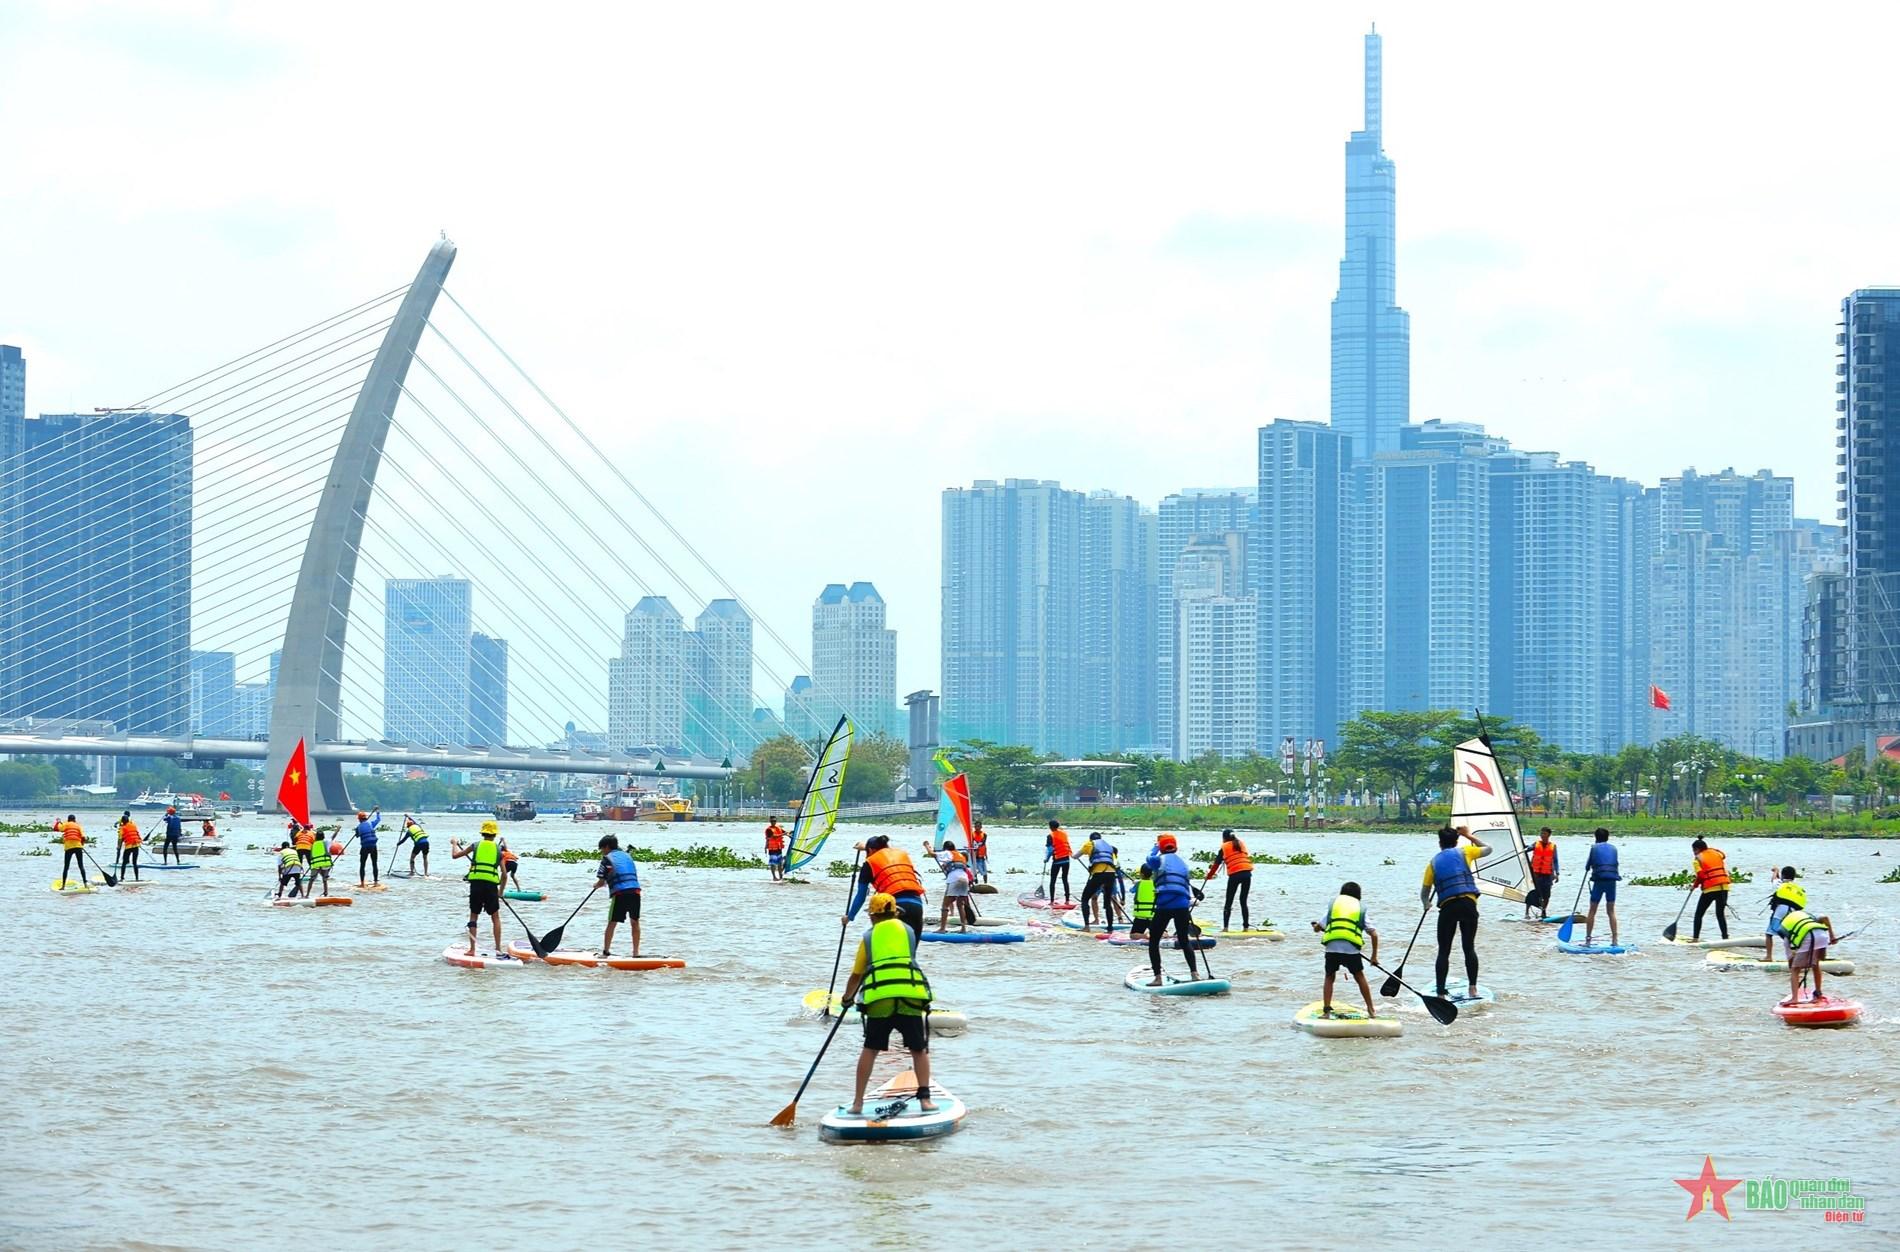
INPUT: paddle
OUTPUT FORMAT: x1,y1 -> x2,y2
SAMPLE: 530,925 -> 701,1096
84,847 -> 119,888
501,897 -> 553,958
1555,874 -> 1591,943
1366,956 -> 1459,1025
770,997 -> 851,1127
1380,902 -> 1432,997
537,883 -> 601,956
824,850 -> 865,1005
1661,884 -> 1699,942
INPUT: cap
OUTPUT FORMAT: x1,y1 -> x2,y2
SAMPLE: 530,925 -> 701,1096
480,820 -> 500,836
357,811 -> 368,820
869,892 -> 897,916
1157,834 -> 1178,852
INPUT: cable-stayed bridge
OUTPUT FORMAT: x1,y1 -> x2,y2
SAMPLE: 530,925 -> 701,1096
0,239 -> 872,812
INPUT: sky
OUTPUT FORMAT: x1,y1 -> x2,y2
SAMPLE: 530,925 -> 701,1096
4,1 -> 1898,734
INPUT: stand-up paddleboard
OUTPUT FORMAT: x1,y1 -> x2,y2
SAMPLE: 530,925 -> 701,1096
1500,913 -> 1583,925
141,864 -> 199,871
1403,984 -> 1494,1011
820,1071 -> 966,1143
503,890 -> 544,901
1772,995 -> 1864,1028
441,946 -> 527,969
965,916 -> 1008,928
353,883 -> 388,893
919,930 -> 1024,944
1123,967 -> 1230,997
1707,949 -> 1854,975
51,878 -> 97,894
1293,1001 -> 1403,1038
1557,940 -> 1636,955
505,941 -> 684,970
1018,892 -> 1076,912
1102,932 -> 1214,949
799,990 -> 968,1034
971,883 -> 998,894
1210,927 -> 1285,941
1663,935 -> 1759,951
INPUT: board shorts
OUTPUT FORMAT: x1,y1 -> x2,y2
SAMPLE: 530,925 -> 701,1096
768,853 -> 783,867
1788,933 -> 1830,968
1325,951 -> 1365,975
1589,880 -> 1617,904
468,880 -> 500,915
610,889 -> 642,922
412,839 -> 428,851
862,1001 -> 928,1052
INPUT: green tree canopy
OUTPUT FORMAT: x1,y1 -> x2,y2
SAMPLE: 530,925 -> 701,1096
1334,710 -> 1455,818
0,761 -> 59,802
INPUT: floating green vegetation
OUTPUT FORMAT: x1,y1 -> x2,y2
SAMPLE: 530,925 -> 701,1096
1880,865 -> 1900,884
1,821 -> 46,834
1005,867 -> 1025,875
1629,868 -> 1754,887
1189,850 -> 1318,866
528,844 -> 764,870
826,860 -> 854,878
22,846 -> 50,857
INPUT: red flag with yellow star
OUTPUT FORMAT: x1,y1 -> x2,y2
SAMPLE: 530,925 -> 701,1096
277,738 -> 311,828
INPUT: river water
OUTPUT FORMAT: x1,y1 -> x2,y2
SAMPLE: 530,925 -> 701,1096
3,814 -> 1893,1249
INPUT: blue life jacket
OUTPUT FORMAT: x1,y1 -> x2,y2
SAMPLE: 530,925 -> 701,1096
356,818 -> 378,846
163,814 -> 183,837
1430,847 -> 1477,903
1089,840 -> 1117,867
1152,853 -> 1193,909
1587,843 -> 1620,881
605,849 -> 641,893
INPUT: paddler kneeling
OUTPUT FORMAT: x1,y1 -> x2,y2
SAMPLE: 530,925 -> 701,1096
1310,881 -> 1380,1020
838,892 -> 937,1117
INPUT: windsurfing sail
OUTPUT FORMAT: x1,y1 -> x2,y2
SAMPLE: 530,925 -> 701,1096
933,773 -> 975,847
1449,734 -> 1532,903
785,715 -> 853,872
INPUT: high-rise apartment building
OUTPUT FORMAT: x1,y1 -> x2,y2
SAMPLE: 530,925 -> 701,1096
1254,421 -> 1351,751
941,479 -> 1086,754
608,596 -> 686,749
1,411 -> 193,734
190,651 -> 238,736
687,599 -> 754,757
1330,26 -> 1410,461
383,577 -> 472,744
0,346 -> 20,713
782,674 -> 821,741
1172,532 -> 1255,759
1156,488 -> 1252,757
1081,492 -> 1158,753
468,632 -> 509,746
812,582 -> 898,739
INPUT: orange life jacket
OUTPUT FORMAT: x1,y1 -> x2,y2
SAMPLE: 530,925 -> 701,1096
1694,848 -> 1731,891
293,828 -> 315,850
59,821 -> 84,849
1049,829 -> 1071,859
119,822 -> 141,847
202,822 -> 216,839
502,847 -> 519,866
946,849 -> 967,866
969,830 -> 987,857
1220,841 -> 1253,875
1530,841 -> 1557,874
765,825 -> 786,853
868,847 -> 924,897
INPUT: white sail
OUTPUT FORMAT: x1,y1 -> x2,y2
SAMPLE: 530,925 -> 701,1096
1449,735 -> 1531,903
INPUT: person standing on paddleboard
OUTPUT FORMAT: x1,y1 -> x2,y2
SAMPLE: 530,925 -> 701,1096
968,820 -> 989,884
1581,827 -> 1620,948
1311,880 -> 1380,1020
116,812 -> 142,881
1202,829 -> 1255,932
1527,828 -> 1559,918
275,841 -> 305,899
838,892 -> 938,1117
1129,864 -> 1155,939
1689,838 -> 1732,940
924,838 -> 973,932
764,817 -> 788,882
55,815 -> 88,887
158,806 -> 184,864
593,834 -> 644,957
499,838 -> 524,893
1045,820 -> 1073,903
845,835 -> 927,938
353,807 -> 383,886
1420,826 -> 1489,1000
1765,867 -> 1807,962
307,827 -> 335,897
1142,834 -> 1203,986
1074,832 -> 1121,933
452,822 -> 508,957
1776,895 -> 1838,1003
292,821 -> 316,869
402,816 -> 431,877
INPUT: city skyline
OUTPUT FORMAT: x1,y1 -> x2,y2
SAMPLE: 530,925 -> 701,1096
4,10 -> 1894,702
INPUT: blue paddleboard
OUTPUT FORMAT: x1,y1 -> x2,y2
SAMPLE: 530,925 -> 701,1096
920,930 -> 1024,943
1558,940 -> 1636,955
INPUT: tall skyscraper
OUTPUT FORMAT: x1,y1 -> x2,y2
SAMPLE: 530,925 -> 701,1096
383,577 -> 472,743
1156,489 -> 1253,756
782,674 -> 821,740
1172,532 -> 1256,759
468,632 -> 509,746
812,582 -> 898,738
1254,421 -> 1351,751
608,595 -> 686,748
1331,26 -> 1410,460
1841,289 -> 1900,721
1081,492 -> 1158,753
1,346 -> 27,715
1,411 -> 193,734
686,599 -> 754,756
941,479 -> 1085,754
190,651 -> 238,736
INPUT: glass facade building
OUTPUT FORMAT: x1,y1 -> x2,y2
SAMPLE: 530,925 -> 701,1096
382,577 -> 473,744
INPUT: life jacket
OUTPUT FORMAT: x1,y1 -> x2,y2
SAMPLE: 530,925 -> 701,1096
1772,882 -> 1807,910
1781,910 -> 1826,947
1586,842 -> 1619,881
1088,839 -> 1117,868
1220,840 -> 1253,876
293,828 -> 315,850
1133,879 -> 1155,920
945,848 -> 968,867
969,830 -> 987,857
1694,849 -> 1731,891
119,822 -> 141,847
1152,853 -> 1194,907
1530,841 -> 1557,874
278,848 -> 301,873
1049,829 -> 1071,859
1322,894 -> 1365,948
355,818 -> 378,844
59,822 -> 84,848
202,822 -> 216,839
868,847 -> 924,898
466,839 -> 502,885
163,814 -> 183,836
309,837 -> 333,870
501,845 -> 518,866
407,823 -> 428,843
861,918 -> 931,1007
765,825 -> 786,853
1430,847 -> 1478,903
603,848 -> 640,893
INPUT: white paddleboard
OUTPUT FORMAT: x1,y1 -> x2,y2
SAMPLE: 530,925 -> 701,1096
1292,1001 -> 1403,1038
820,1072 -> 966,1142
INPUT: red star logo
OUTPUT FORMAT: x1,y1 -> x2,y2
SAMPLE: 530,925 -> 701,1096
1676,1156 -> 1741,1221
1463,766 -> 1493,796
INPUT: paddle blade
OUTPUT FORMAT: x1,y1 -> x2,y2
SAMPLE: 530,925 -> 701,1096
1424,996 -> 1459,1025
1662,922 -> 1679,941
1378,972 -> 1401,998
768,1100 -> 798,1128
1556,917 -> 1577,943
539,925 -> 565,954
